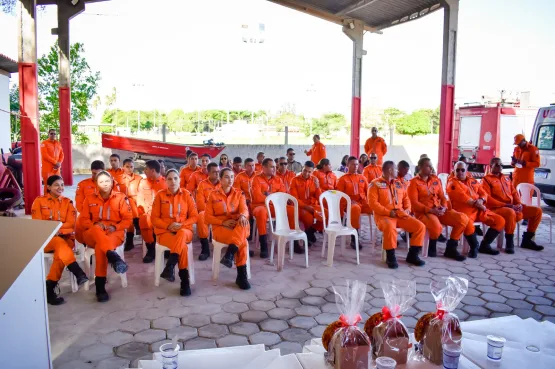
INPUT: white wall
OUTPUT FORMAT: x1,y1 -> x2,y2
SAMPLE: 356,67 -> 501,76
0,72 -> 11,152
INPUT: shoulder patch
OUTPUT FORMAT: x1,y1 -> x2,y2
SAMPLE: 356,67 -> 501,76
433,181 -> 438,186
451,185 -> 456,190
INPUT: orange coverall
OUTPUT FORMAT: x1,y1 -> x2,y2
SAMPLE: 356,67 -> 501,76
446,176 -> 505,235
255,163 -> 263,173
137,176 -> 167,243
186,170 -> 208,196
205,187 -> 251,266
408,175 -> 469,240
276,170 -> 296,192
77,191 -> 132,277
251,173 -> 287,236
512,143 -> 540,188
289,175 -> 324,231
75,177 -> 97,244
337,173 -> 371,229
368,177 -> 425,250
117,172 -> 142,232
32,195 -> 77,281
196,179 -> 220,239
151,189 -> 198,270
40,139 -> 64,191
306,141 -> 327,166
179,165 -> 200,190
107,168 -> 126,187
362,164 -> 382,185
481,173 -> 542,234
364,136 -> 387,165
313,170 -> 337,191
234,171 -> 256,207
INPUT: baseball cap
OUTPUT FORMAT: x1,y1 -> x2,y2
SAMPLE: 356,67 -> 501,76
514,134 -> 526,145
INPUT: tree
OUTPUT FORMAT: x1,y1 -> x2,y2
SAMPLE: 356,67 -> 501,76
396,109 -> 433,136
430,106 -> 440,134
269,112 -> 304,133
9,85 -> 20,142
381,107 -> 406,130
302,113 -> 347,137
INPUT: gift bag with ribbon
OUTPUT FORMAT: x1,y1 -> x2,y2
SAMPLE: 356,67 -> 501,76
364,279 -> 416,364
323,280 -> 370,369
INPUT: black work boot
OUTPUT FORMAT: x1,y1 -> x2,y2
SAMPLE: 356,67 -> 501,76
351,232 -> 362,249
259,235 -> 269,259
475,225 -> 484,236
444,239 -> 466,261
505,234 -> 515,254
67,261 -> 89,286
160,253 -> 178,282
236,265 -> 251,290
305,227 -> 317,244
478,228 -> 501,255
143,242 -> 156,263
45,280 -> 65,305
221,244 -> 238,268
133,218 -> 141,236
437,234 -> 447,243
125,232 -> 135,251
465,233 -> 480,258
106,250 -> 129,274
179,269 -> 191,296
428,239 -> 437,257
95,277 -> 109,302
385,249 -> 398,269
294,240 -> 305,254
406,246 -> 426,266
521,232 -> 544,251
198,238 -> 210,261
247,218 -> 254,241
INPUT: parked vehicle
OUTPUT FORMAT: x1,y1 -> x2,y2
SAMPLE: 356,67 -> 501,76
530,105 -> 555,207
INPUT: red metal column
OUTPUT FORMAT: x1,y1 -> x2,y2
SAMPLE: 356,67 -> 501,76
59,86 -> 72,184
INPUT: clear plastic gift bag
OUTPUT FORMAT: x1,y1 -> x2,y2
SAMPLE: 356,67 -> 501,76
324,280 -> 370,369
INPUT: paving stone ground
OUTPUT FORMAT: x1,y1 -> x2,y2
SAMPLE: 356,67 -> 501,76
48,175 -> 555,368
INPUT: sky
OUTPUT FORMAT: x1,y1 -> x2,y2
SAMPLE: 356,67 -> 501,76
1,0 -> 554,117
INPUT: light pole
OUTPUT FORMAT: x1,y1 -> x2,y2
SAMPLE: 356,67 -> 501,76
132,83 -> 144,134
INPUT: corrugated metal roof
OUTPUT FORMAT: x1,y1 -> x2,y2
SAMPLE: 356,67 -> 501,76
0,53 -> 18,74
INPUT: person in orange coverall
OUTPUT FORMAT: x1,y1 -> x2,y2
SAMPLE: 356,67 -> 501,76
512,134 -> 540,189
151,169 -> 198,296
40,129 -> 64,193
314,158 -> 338,191
107,154 -> 126,185
447,161 -> 504,258
482,157 -> 543,254
32,175 -> 88,305
337,156 -> 371,249
408,157 -> 468,261
137,160 -> 167,263
234,158 -> 257,239
232,157 -> 244,176
205,167 -> 252,290
362,153 -> 382,184
364,127 -> 387,165
196,162 -> 220,261
276,156 -> 296,192
254,152 -> 265,173
368,161 -> 426,269
119,158 -> 143,250
179,152 -> 200,190
304,134 -> 327,166
251,157 -> 287,258
75,160 -> 105,244
186,153 -> 210,196
77,171 -> 132,302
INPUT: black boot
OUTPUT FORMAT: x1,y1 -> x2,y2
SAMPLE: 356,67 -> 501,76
444,239 -> 466,261
95,277 -> 109,302
294,240 -> 305,254
198,238 -> 210,261
160,253 -> 178,282
236,265 -> 251,290
465,233 -> 480,258
125,232 -> 135,251
437,234 -> 447,243
505,234 -> 515,254
479,228 -> 501,255
247,218 -> 254,241
428,239 -> 437,257
259,235 -> 269,259
221,244 -> 238,268
106,250 -> 129,274
385,249 -> 398,269
179,269 -> 191,296
67,261 -> 88,286
143,242 -> 155,263
305,227 -> 317,244
351,233 -> 362,249
406,246 -> 426,266
521,232 -> 544,251
45,280 -> 65,305
475,225 -> 484,236
133,218 -> 141,236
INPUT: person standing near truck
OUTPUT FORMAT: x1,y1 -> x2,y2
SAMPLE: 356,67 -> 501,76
512,134 -> 540,189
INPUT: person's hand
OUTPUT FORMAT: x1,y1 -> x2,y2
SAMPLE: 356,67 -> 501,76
106,225 -> 116,233
303,205 -> 315,214
513,204 -> 523,212
477,203 -> 487,211
223,219 -> 237,229
519,160 -> 526,167
94,222 -> 106,230
313,177 -> 320,189
389,210 -> 396,218
167,222 -> 180,232
238,215 -> 249,227
429,208 -> 441,216
437,207 -> 447,216
304,150 -> 308,154
405,209 -> 411,216
263,191 -> 270,196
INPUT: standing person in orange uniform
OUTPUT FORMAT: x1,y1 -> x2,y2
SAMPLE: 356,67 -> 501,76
481,157 -> 544,253
78,171 -> 132,302
75,160 -> 105,244
234,158 -> 257,240
251,158 -> 287,258
364,127 -> 387,165
40,129 -> 64,193
119,158 -> 143,250
107,154 -> 126,185
196,163 -> 220,261
336,156 -> 371,249
276,157 -> 296,192
232,157 -> 244,176
362,153 -> 382,184
314,159 -> 338,191
447,161 -> 504,258
32,175 -> 88,305
255,152 -> 265,173
179,152 -> 200,190
187,154 -> 210,196
151,169 -> 198,296
304,134 -> 327,166
408,157 -> 468,261
206,168 -> 252,290
137,160 -> 167,263
512,134 -> 540,189
368,161 -> 426,269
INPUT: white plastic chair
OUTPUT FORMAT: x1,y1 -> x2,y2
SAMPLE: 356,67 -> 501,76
380,228 -> 411,262
265,193 -> 309,271
461,222 -> 485,254
43,252 -> 79,293
517,183 -> 552,243
154,242 -> 195,286
211,240 -> 251,281
319,190 -> 359,267
438,173 -> 449,198
83,243 -> 128,291
333,170 -> 345,179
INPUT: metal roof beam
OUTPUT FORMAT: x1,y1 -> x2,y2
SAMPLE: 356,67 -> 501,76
336,0 -> 380,16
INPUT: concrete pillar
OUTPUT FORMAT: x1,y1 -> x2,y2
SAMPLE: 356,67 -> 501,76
438,0 -> 459,174
0,70 -> 10,152
343,20 -> 365,158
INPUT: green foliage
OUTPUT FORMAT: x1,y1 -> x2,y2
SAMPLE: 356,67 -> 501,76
270,112 -> 304,133
9,84 -> 20,142
381,107 -> 406,129
302,113 -> 347,137
396,109 -> 433,136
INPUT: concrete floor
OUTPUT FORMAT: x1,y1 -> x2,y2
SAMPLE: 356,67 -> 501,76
46,175 -> 555,369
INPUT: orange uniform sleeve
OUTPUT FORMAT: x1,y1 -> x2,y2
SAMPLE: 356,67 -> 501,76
408,180 -> 430,214
136,180 -> 147,210
115,196 -> 133,231
336,177 -> 347,194
31,198 -> 43,220
186,173 -> 197,194
251,177 -> 265,205
447,180 -> 473,205
381,140 -> 388,156
481,179 -> 507,209
306,147 -> 313,156
368,183 -> 391,216
289,178 -> 301,203
59,200 -> 76,235
526,147 -> 540,169
402,188 -> 411,212
40,142 -> 57,165
179,169 -> 187,189
238,192 -> 249,219
182,192 -> 199,227
360,178 -> 369,201
204,192 -> 226,225
77,196 -> 94,230
196,182 -> 207,212
151,192 -> 170,231
75,184 -> 85,213
477,185 -> 488,202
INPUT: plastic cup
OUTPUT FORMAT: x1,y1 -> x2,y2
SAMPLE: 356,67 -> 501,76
159,342 -> 180,369
376,356 -> 397,369
487,335 -> 506,361
443,344 -> 462,369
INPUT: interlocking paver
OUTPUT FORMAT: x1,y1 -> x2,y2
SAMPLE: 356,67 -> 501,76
230,322 -> 260,336
506,299 -> 533,310
181,314 -> 210,328
289,316 -> 317,329
241,310 -> 269,323
276,298 -> 302,308
314,313 -> 339,325
512,309 -> 542,320
281,328 -> 312,343
211,312 -> 240,325
480,293 -> 507,303
207,295 -> 232,304
301,296 -> 327,306
152,316 -> 180,330
138,308 -> 167,321
507,273 -> 529,281
80,344 -> 113,361
472,278 -> 495,286
101,331 -> 134,347
134,329 -> 166,344
525,296 -> 551,305
485,303 -> 512,313
184,338 -> 217,350
496,283 -> 520,291
150,340 -> 172,353
115,342 -> 150,360
191,303 -> 222,315
233,293 -> 258,303
295,305 -> 321,317
96,357 -> 130,369
539,285 -> 555,293
167,326 -> 197,341
519,288 -> 544,296
120,319 -> 150,334
217,334 -> 249,347
514,280 -> 537,288
222,302 -> 249,314
198,324 -> 229,339
415,302 -> 437,312
260,319 -> 289,333
310,325 -> 327,337
305,287 -> 329,297
321,303 -> 340,313
268,308 -> 296,320
249,300 -> 276,311
535,305 -> 555,315
250,332 -> 281,346
462,305 -> 489,316
476,285 -> 500,293
281,290 -> 307,299
500,290 -> 526,299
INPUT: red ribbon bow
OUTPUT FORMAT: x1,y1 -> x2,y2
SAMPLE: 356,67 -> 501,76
381,306 -> 401,321
339,314 -> 362,327
436,302 -> 446,320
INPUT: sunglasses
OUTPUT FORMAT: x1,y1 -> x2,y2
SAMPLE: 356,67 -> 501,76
370,157 -> 377,160
456,168 -> 466,173
49,132 -> 56,135
279,163 -> 287,166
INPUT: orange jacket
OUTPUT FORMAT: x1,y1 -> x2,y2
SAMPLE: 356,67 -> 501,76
107,168 -> 126,187
232,167 -> 244,176
186,169 -> 208,194
408,175 -> 448,215
396,175 -> 410,190
137,176 -> 167,215
118,172 -> 142,200
306,141 -> 327,165
196,179 -> 220,212
313,170 -> 337,191
179,165 -> 200,189
40,139 -> 64,173
151,188 -> 198,235
234,171 -> 256,202
31,195 -> 76,236
368,177 -> 411,217
446,176 -> 487,214
512,143 -> 540,185
251,173 -> 286,207
77,191 -> 133,232
289,175 -> 322,207
362,164 -> 382,185
276,170 -> 296,192
364,136 -> 387,162
337,173 -> 368,204
205,187 -> 249,225
255,163 -> 263,173
75,177 -> 97,213
481,173 -> 521,208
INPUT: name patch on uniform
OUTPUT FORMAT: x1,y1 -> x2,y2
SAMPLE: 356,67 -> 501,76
395,182 -> 402,189
89,203 -> 98,207
161,200 -> 170,204
433,181 -> 438,186
376,182 -> 387,188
